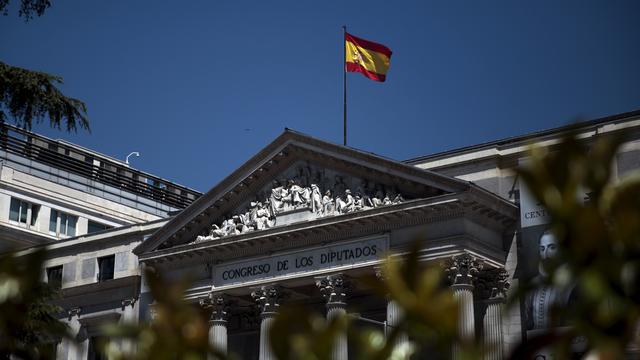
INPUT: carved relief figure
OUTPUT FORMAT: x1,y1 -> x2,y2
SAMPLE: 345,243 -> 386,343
353,192 -> 365,211
371,190 -> 384,208
253,201 -> 271,230
323,190 -> 335,214
311,184 -> 322,213
336,189 -> 355,213
194,168 -> 408,243
288,180 -> 306,208
270,180 -> 286,213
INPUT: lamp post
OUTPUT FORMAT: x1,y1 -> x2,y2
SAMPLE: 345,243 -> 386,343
125,151 -> 140,166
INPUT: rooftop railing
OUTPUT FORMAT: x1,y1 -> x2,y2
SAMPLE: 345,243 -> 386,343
0,124 -> 201,209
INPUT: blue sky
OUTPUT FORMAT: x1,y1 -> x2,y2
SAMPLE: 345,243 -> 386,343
2,0 -> 639,192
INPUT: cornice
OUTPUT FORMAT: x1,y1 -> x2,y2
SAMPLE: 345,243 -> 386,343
139,192 -> 516,267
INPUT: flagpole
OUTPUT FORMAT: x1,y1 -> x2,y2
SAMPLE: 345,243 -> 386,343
343,25 -> 347,146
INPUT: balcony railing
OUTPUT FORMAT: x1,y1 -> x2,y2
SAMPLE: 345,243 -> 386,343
0,124 -> 200,209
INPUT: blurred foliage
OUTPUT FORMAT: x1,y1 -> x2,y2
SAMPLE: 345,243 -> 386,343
513,129 -> 640,359
0,130 -> 638,360
100,267 -> 228,360
0,248 -> 67,359
269,242 -> 462,360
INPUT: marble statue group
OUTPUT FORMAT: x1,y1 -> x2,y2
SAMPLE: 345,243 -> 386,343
195,166 -> 406,243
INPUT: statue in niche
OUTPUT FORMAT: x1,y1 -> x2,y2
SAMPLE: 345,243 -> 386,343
336,189 -> 355,213
322,190 -> 335,214
310,184 -> 322,213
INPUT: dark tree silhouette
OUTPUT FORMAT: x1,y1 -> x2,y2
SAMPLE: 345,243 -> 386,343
0,0 -> 90,132
0,0 -> 51,20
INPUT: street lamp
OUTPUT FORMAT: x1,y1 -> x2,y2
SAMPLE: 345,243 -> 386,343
125,151 -> 140,166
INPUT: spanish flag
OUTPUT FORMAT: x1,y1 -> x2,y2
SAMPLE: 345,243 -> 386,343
345,33 -> 392,82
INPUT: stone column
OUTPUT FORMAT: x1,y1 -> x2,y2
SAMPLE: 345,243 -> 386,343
316,274 -> 350,360
120,297 -> 138,354
478,269 -> 509,360
375,269 -> 408,346
200,293 -> 230,358
57,307 -> 83,360
121,297 -> 138,323
252,285 -> 284,360
484,298 -> 504,360
445,254 -> 481,360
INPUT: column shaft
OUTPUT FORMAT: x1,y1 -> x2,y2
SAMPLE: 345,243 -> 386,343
483,300 -> 504,360
452,284 -> 475,360
317,274 -> 350,360
200,293 -> 230,359
327,304 -> 348,360
387,300 -> 409,347
453,285 -> 475,341
121,298 -> 138,354
259,313 -> 276,360
210,320 -> 228,356
445,254 -> 481,360
252,286 -> 283,360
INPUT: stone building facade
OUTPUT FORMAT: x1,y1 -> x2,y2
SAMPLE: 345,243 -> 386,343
6,110 -> 640,359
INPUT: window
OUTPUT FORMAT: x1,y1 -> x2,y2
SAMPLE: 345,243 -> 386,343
9,197 -> 39,227
87,221 -> 113,234
49,209 -> 78,237
97,255 -> 115,282
46,265 -> 63,290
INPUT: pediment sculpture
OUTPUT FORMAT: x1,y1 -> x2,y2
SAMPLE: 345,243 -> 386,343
194,165 -> 406,243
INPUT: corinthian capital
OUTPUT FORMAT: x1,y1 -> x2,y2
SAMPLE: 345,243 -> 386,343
444,253 -> 482,286
316,274 -> 351,305
476,268 -> 510,300
251,285 -> 284,315
200,293 -> 230,323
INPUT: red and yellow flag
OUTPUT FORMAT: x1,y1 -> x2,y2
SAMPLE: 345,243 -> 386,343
345,33 -> 392,82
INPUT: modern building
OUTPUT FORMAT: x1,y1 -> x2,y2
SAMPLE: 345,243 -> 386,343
7,110 -> 640,360
0,124 -> 201,250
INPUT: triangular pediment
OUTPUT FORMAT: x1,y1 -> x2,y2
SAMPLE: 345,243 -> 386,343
134,130 -> 471,255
